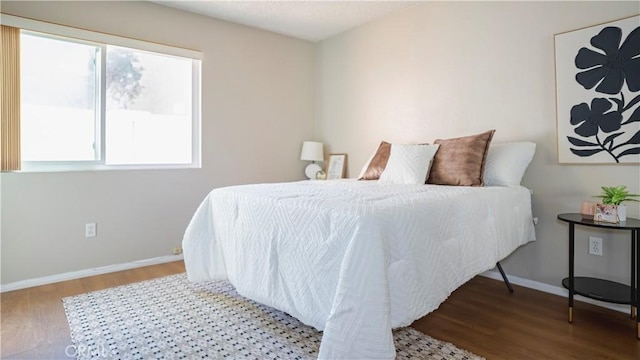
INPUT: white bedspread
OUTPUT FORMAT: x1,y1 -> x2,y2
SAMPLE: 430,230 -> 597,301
183,180 -> 535,359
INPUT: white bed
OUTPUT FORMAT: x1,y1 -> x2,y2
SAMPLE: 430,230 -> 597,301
183,179 -> 535,359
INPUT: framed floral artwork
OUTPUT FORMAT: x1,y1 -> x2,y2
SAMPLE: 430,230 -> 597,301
555,15 -> 640,164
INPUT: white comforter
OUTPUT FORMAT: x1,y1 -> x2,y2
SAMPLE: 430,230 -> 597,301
183,180 -> 535,359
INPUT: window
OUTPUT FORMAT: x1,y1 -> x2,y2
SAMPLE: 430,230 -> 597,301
9,15 -> 201,171
21,33 -> 100,163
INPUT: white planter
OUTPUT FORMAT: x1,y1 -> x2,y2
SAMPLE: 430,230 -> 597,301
618,204 -> 627,222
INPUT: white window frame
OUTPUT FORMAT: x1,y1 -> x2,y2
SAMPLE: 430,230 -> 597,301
2,14 -> 202,172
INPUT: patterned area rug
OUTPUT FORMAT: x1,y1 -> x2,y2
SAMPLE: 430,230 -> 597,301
63,273 -> 483,359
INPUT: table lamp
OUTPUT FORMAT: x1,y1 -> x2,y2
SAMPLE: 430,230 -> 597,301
300,141 -> 324,179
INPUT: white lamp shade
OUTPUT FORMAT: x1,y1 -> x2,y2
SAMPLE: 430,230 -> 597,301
300,141 -> 324,162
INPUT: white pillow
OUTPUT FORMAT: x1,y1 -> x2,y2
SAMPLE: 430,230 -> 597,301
483,142 -> 536,186
379,144 -> 440,184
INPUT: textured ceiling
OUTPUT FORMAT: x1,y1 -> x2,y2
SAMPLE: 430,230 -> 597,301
152,1 -> 419,42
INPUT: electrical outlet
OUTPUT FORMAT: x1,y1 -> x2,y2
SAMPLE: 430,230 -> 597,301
172,247 -> 183,255
85,223 -> 97,238
589,236 -> 603,256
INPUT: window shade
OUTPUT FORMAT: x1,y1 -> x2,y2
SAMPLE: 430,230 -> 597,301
1,25 -> 21,171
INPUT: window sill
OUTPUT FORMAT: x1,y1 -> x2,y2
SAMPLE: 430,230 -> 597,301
14,163 -> 201,173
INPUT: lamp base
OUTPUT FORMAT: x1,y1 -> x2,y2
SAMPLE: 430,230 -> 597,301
305,163 -> 322,179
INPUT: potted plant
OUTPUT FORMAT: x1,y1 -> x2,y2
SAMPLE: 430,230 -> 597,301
594,185 -> 640,221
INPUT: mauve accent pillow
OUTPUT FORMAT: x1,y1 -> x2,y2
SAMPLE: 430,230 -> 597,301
357,148 -> 379,179
426,130 -> 496,186
359,141 -> 391,180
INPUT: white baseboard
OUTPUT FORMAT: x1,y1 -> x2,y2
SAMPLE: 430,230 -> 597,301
481,270 -> 629,314
1,254 -> 184,293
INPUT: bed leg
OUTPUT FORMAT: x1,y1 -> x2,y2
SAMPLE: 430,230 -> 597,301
496,262 -> 514,293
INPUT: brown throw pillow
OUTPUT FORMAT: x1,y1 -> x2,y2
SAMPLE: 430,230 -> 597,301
359,141 -> 391,180
426,130 -> 495,186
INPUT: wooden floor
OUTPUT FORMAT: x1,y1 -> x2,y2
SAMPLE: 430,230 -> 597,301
2,261 -> 639,359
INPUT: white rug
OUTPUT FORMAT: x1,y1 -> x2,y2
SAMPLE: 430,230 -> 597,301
63,273 -> 483,359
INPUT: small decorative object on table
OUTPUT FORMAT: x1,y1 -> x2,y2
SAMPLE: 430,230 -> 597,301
593,185 -> 640,222
315,170 -> 326,180
300,141 -> 324,180
580,201 -> 596,219
326,153 -> 347,180
594,203 -> 618,223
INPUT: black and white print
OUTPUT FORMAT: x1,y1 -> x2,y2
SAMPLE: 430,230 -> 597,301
555,15 -> 640,164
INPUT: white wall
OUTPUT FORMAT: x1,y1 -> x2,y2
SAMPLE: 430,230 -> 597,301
2,0 -> 639,292
316,1 -> 640,287
0,1 -> 315,284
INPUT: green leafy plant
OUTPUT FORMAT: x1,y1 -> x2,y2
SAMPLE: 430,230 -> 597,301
594,185 -> 640,205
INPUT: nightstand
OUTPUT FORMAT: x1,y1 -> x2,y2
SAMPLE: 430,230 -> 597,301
557,213 -> 640,339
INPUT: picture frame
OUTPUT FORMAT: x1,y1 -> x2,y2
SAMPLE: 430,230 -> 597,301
554,15 -> 640,164
594,203 -> 618,223
326,153 -> 347,180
